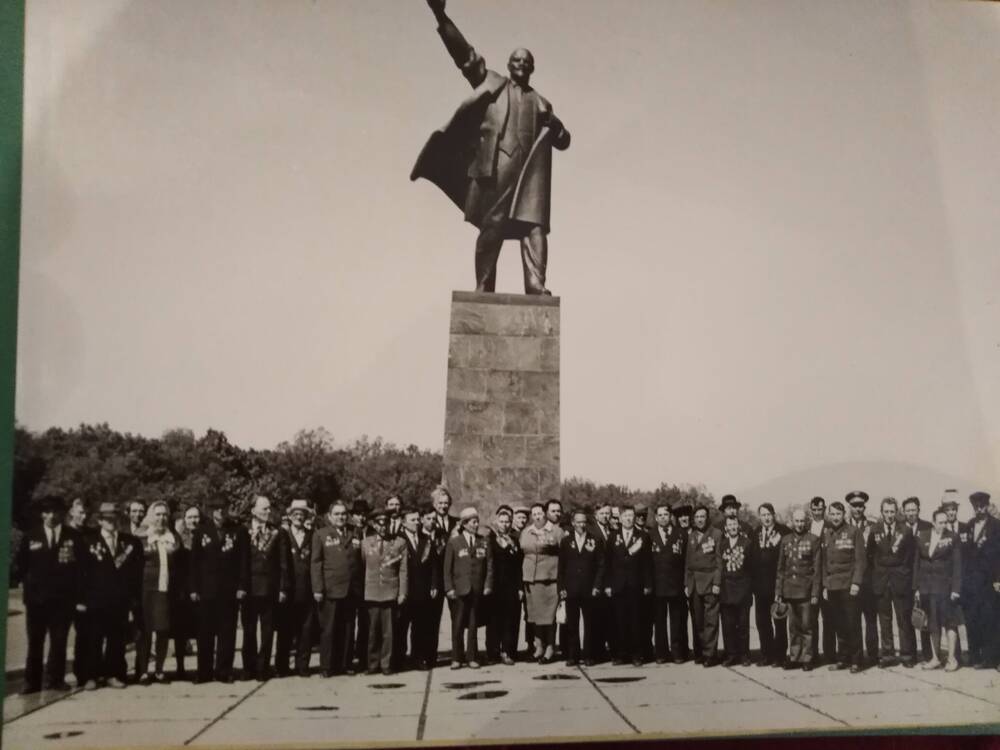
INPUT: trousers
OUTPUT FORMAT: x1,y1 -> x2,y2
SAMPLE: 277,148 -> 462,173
276,599 -> 316,676
720,602 -> 750,659
486,591 -> 521,660
451,593 -> 481,663
689,591 -> 720,661
653,595 -> 687,660
240,595 -> 275,678
827,589 -> 862,666
24,600 -> 72,689
786,599 -> 813,664
876,586 -> 915,662
318,597 -> 356,675
366,601 -> 396,672
754,590 -> 788,662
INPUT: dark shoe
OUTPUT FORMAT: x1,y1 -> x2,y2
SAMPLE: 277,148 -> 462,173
722,656 -> 737,667
381,668 -> 393,676
583,659 -> 595,667
655,657 -> 668,665
758,658 -> 771,667
849,664 -> 862,674
138,673 -> 153,686
612,659 -> 627,666
566,659 -> 578,667
782,661 -> 798,670
693,654 -> 704,664
829,663 -> 849,671
901,660 -> 915,669
802,663 -> 814,672
468,661 -> 481,670
974,662 -> 993,670
47,681 -> 72,692
741,656 -> 753,667
365,668 -> 378,676
703,658 -> 717,668
878,658 -> 895,669
219,675 -> 235,684
154,673 -> 170,684
20,685 -> 41,695
632,659 -> 643,667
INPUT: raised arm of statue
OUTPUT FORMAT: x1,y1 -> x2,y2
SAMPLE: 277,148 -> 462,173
426,0 -> 487,88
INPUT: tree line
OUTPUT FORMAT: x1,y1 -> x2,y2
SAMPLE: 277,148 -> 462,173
11,423 -> 720,528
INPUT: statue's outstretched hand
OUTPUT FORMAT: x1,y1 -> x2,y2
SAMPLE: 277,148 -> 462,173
426,0 -> 446,15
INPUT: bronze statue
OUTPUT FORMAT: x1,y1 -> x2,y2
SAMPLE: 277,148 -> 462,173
411,0 -> 571,295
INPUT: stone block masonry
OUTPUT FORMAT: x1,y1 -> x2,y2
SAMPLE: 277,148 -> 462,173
442,291 -> 560,518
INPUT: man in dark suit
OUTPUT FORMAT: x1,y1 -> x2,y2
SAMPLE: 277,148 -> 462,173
869,497 -> 916,667
750,502 -> 790,667
443,507 -> 494,669
16,495 -> 85,693
397,506 -> 442,670
312,501 -> 364,676
588,502 -> 615,662
421,504 -> 450,667
487,506 -> 523,665
348,500 -> 372,668
902,496 -> 933,661
241,495 -> 291,680
685,506 -> 723,667
822,501 -> 867,673
649,503 -> 688,664
963,491 -> 1000,669
189,497 -> 249,683
414,0 -> 572,296
557,509 -> 604,666
431,486 -> 458,537
276,499 -> 316,677
605,506 -> 652,667
65,497 -> 93,688
82,502 -> 142,689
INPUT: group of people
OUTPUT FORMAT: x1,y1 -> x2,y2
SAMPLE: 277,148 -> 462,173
15,484 -> 999,695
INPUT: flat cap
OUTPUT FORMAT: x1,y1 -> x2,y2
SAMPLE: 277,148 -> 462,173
969,491 -> 991,507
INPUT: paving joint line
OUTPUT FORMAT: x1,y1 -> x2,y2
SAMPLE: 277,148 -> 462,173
576,666 -> 640,734
415,665 -> 434,740
4,687 -> 81,725
891,667 -> 1000,708
726,666 -> 851,727
182,679 -> 267,746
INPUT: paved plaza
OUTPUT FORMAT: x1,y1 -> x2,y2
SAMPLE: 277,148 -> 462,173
4,590 -> 998,748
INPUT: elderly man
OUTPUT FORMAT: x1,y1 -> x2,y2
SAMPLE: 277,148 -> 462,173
558,509 -> 604,666
16,495 -> 85,693
686,506 -> 723,667
607,506 -> 652,666
189,497 -> 248,684
361,505 -> 408,676
276,499 -> 316,677
963,491 -> 999,669
806,496 -> 833,664
312,501 -> 364,676
444,507 -> 494,668
649,503 -> 687,664
589,502 -> 615,663
713,495 -> 753,536
847,491 -> 879,666
241,495 -> 290,681
776,508 -> 821,670
940,491 -> 971,664
869,497 -> 916,668
82,502 -> 142,689
414,0 -> 571,295
822,501 -> 867,673
396,506 -> 438,670
751,503 -> 790,667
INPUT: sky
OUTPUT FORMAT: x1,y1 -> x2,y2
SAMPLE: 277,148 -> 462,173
15,0 -> 1000,516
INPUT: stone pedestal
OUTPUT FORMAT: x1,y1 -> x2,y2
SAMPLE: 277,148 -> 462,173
442,291 -> 560,518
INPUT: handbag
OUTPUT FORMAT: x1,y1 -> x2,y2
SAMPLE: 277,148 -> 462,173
555,600 -> 567,625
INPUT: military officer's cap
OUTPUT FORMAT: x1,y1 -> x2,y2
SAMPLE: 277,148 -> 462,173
495,504 -> 513,518
969,491 -> 991,507
719,494 -> 740,510
829,501 -> 846,513
36,494 -> 66,513
845,491 -> 869,505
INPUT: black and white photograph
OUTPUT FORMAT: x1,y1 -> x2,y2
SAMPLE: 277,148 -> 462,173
4,0 -> 1000,747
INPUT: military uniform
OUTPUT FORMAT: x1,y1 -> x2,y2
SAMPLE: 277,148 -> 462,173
189,517 -> 249,682
443,530 -> 494,665
649,522 -> 688,662
16,523 -> 86,691
557,529 -> 604,664
242,521 -> 291,679
868,519 -> 916,665
311,524 -> 364,675
607,526 -> 652,664
775,530 -> 821,665
361,534 -> 408,673
685,526 -> 723,664
822,523 -> 867,668
276,526 -> 316,676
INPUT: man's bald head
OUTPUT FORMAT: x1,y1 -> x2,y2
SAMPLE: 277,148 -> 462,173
508,48 -> 535,86
792,508 -> 807,532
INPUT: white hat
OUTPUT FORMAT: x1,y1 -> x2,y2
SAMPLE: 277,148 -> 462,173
287,499 -> 314,516
459,506 -> 479,522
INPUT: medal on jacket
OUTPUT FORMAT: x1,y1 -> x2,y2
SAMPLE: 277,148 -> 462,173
628,538 -> 642,555
57,540 -> 74,564
114,544 -> 134,569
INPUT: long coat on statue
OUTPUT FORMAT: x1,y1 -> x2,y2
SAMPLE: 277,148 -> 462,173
410,17 -> 570,236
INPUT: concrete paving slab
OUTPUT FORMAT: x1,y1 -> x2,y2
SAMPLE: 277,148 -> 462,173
228,675 -> 426,720
191,716 -> 421,745
420,706 -> 633,742
2,719 -> 206,749
729,664 -> 942,699
799,688 -> 1000,726
595,674 -> 776,707
622,696 -> 841,735
895,668 -> 1000,706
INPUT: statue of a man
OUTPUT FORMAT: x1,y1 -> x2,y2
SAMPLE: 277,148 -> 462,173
411,0 -> 571,295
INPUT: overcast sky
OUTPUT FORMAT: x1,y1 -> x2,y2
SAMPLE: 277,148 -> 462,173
16,0 -> 1000,515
